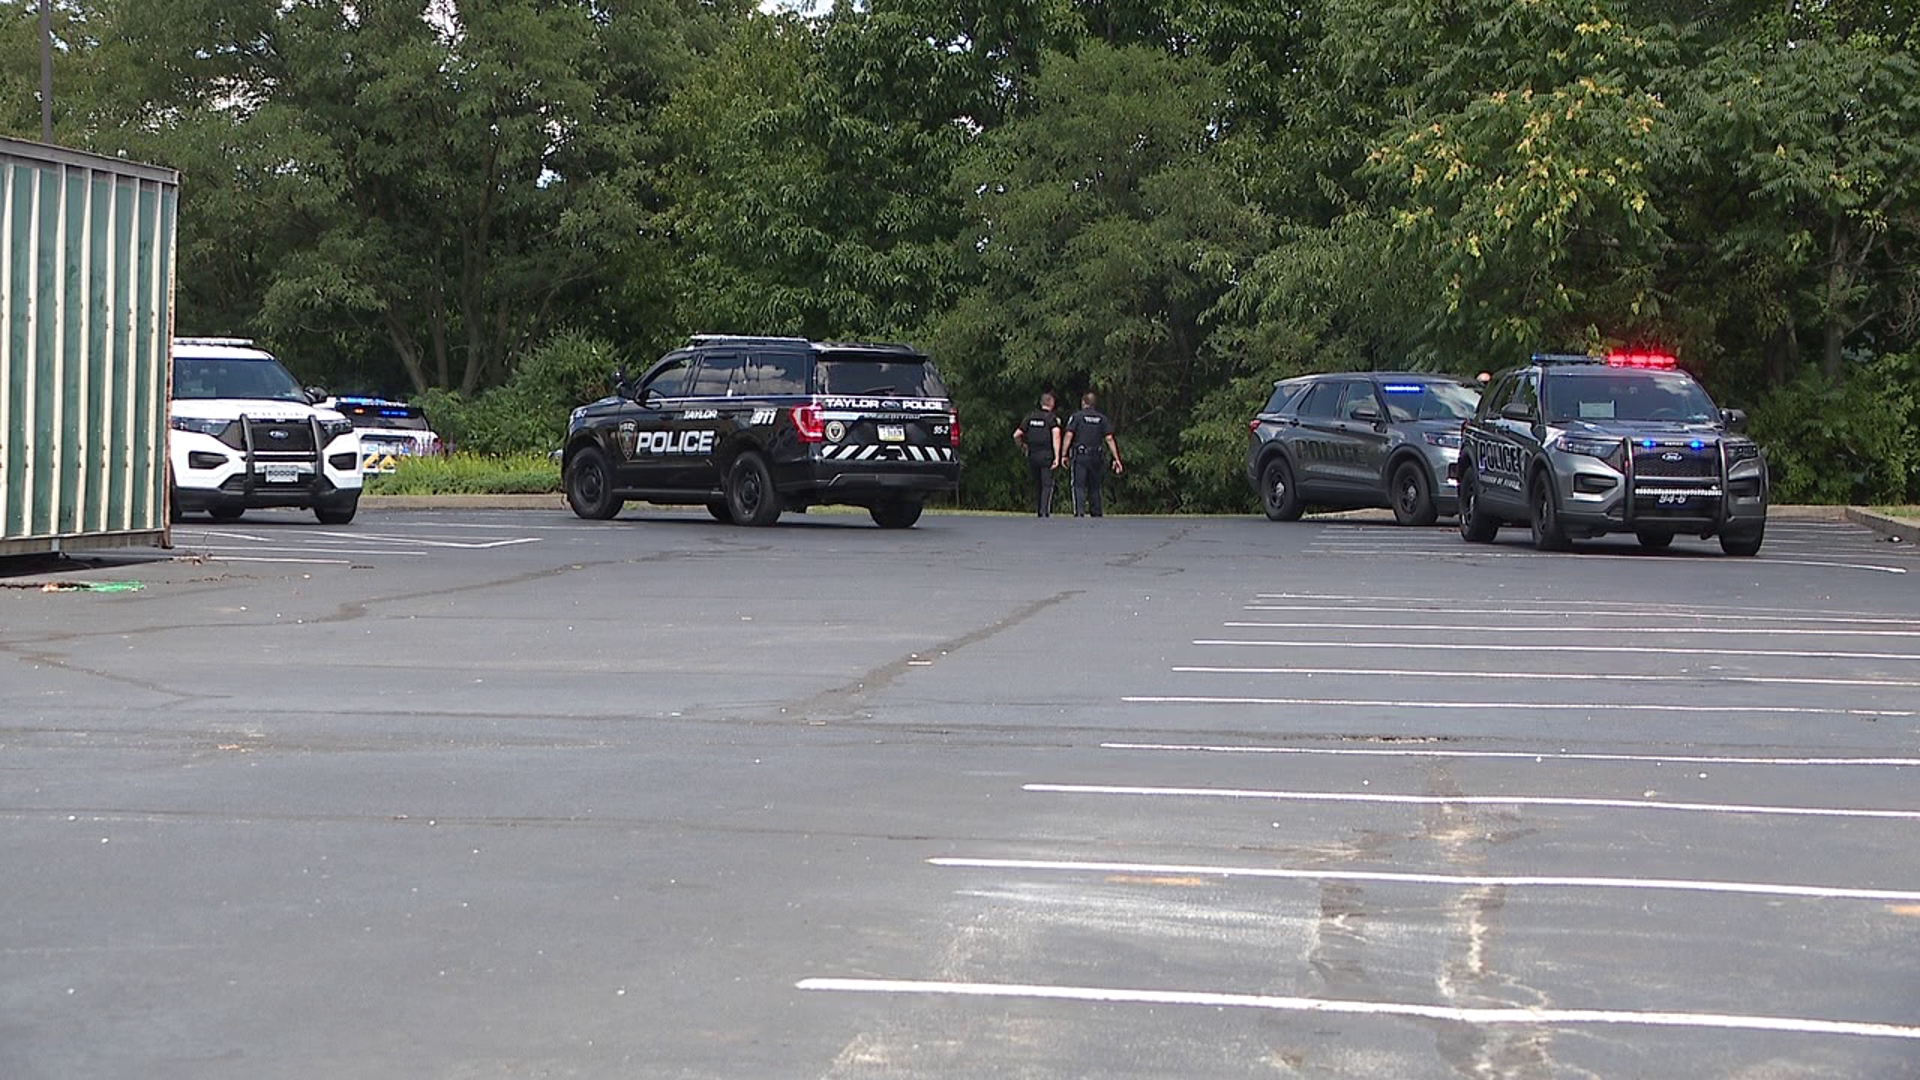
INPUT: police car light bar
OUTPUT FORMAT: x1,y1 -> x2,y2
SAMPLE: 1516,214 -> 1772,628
1605,352 -> 1678,369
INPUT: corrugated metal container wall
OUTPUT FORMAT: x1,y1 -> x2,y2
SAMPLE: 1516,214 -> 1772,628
1,138 -> 178,556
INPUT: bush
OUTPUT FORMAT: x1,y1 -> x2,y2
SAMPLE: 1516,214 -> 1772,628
1749,352 -> 1919,505
416,333 -> 621,456
364,453 -> 561,495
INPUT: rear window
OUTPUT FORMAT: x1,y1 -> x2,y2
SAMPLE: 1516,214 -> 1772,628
740,351 -> 809,396
813,355 -> 948,399
1265,381 -> 1310,413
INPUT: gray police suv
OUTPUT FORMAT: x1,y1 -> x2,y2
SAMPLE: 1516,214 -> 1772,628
1456,353 -> 1767,555
1247,373 -> 1481,525
562,335 -> 960,528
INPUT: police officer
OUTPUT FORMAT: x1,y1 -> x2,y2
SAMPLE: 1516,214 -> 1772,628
1060,391 -> 1123,517
1013,391 -> 1063,517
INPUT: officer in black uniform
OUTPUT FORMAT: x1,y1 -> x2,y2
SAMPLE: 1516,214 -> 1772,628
1061,391 -> 1123,517
1012,392 -> 1063,517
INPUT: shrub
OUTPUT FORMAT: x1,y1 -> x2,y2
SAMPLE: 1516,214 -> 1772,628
416,333 -> 621,456
363,453 -> 561,495
1749,352 -> 1919,505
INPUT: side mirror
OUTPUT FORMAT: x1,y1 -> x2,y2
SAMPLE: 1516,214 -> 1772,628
610,368 -> 630,398
1499,401 -> 1534,422
1350,403 -> 1381,423
305,385 -> 329,405
1721,407 -> 1747,433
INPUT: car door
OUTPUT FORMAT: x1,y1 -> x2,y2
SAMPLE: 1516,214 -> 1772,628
669,351 -> 744,491
1334,380 -> 1393,493
1288,379 -> 1344,493
1475,371 -> 1539,515
622,356 -> 694,490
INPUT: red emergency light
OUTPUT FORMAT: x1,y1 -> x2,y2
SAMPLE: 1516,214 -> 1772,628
1605,351 -> 1678,369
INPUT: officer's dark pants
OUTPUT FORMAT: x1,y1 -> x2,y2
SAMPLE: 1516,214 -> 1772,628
1071,453 -> 1104,517
1028,455 -> 1055,516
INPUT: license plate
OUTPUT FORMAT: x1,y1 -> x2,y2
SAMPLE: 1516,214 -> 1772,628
877,425 -> 906,442
262,465 -> 302,484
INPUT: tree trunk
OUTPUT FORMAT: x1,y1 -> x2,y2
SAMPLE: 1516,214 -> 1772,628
1822,216 -> 1849,380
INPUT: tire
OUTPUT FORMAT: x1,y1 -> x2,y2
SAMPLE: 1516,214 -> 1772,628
1635,530 -> 1674,550
1259,456 -> 1304,522
314,493 -> 358,525
1720,524 -> 1765,557
1390,460 -> 1438,527
209,506 -> 245,523
725,452 -> 781,527
1528,471 -> 1572,552
566,446 -> 624,520
706,501 -> 733,524
870,500 -> 923,529
1457,465 -> 1498,543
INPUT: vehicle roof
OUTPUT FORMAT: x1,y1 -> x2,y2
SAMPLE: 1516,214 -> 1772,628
685,334 -> 923,355
1274,371 -> 1462,384
174,337 -> 278,362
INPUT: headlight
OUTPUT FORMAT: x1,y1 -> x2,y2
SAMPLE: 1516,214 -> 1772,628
170,416 -> 230,436
319,418 -> 355,439
1423,431 -> 1462,449
1556,435 -> 1623,459
1724,441 -> 1761,465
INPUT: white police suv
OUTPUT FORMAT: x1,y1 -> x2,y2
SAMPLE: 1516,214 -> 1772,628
168,338 -> 363,524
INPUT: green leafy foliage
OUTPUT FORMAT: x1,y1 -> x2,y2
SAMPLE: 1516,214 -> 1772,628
415,333 -> 619,457
365,453 -> 561,496
1749,353 -> 1920,505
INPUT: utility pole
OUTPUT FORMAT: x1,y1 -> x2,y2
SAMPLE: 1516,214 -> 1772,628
40,0 -> 54,142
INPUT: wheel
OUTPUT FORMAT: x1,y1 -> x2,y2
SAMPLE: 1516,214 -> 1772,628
1528,471 -> 1572,552
1720,524 -> 1764,557
1457,465 -> 1498,543
725,453 -> 781,527
706,501 -> 733,524
1635,530 -> 1674,550
870,500 -> 923,529
566,447 -> 624,520
314,493 -> 358,525
1259,456 -> 1304,521
209,506 -> 245,523
1390,460 -> 1437,527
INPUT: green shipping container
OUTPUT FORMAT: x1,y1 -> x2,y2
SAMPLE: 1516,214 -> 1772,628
1,138 -> 178,557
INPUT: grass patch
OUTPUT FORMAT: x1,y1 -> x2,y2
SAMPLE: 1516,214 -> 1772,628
1873,505 -> 1920,520
364,452 -> 560,495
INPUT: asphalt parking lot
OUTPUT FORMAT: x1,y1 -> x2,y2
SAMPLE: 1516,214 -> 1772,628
3,509 -> 1918,1078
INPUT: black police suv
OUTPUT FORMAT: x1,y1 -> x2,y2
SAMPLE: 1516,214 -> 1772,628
562,336 -> 961,528
1455,352 -> 1768,555
1247,373 -> 1482,525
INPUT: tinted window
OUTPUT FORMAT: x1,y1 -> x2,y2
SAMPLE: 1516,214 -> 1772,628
1380,381 -> 1480,422
813,356 -> 949,398
1338,381 -> 1380,420
741,351 -> 809,396
1295,381 -> 1340,419
1544,372 -> 1718,423
1265,380 -> 1309,413
642,358 -> 693,399
172,357 -> 307,402
690,352 -> 745,397
1510,373 -> 1540,417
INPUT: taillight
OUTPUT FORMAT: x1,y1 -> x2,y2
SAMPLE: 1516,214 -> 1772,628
792,404 -> 824,443
1249,418 -> 1261,433
948,413 -> 962,447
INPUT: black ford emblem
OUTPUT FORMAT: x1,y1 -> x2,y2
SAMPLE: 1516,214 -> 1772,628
1661,451 -> 1682,462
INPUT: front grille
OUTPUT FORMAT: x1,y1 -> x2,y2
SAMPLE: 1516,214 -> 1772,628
239,419 -> 316,453
1633,450 -> 1716,479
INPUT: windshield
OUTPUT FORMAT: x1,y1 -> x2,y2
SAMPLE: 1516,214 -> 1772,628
1380,381 -> 1480,422
172,356 -> 308,402
1545,372 -> 1718,423
813,357 -> 948,399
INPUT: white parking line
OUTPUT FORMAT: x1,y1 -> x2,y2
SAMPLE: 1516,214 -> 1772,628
796,978 -> 1920,1041
181,555 -> 355,566
1302,548 -> 1908,573
1024,783 -> 1920,821
1121,695 -> 1914,717
1254,593 -> 1900,617
928,857 -> 1920,903
1223,621 -> 1920,638
1243,603 -> 1920,627
181,545 -> 428,558
1169,665 -> 1920,689
1194,639 -> 1920,662
308,531 -> 541,549
1100,742 -> 1920,767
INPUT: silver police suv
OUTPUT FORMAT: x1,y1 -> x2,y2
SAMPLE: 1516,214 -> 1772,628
1456,353 -> 1768,555
1247,373 -> 1481,525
